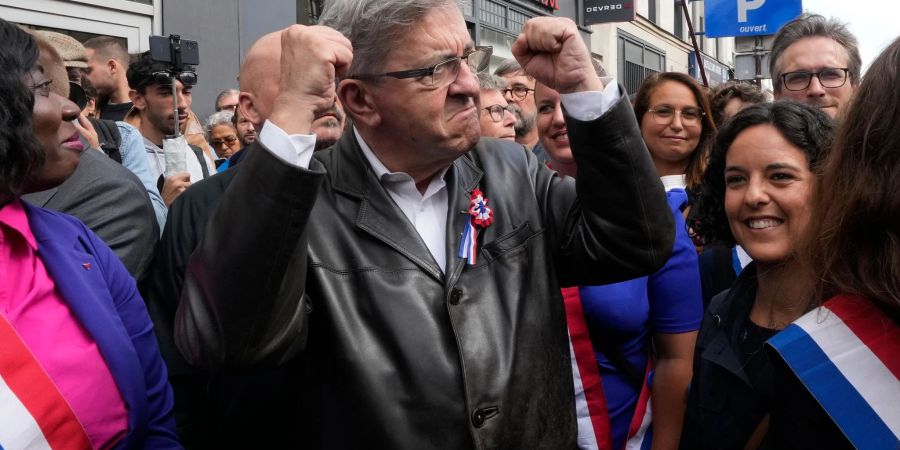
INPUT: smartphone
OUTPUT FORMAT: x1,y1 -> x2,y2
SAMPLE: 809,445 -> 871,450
149,35 -> 199,68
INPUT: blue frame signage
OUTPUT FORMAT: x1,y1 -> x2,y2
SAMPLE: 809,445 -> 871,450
705,0 -> 802,37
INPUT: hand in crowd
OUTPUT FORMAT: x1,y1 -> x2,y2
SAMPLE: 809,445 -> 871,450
161,172 -> 191,206
511,17 -> 604,94
74,113 -> 100,150
269,24 -> 352,136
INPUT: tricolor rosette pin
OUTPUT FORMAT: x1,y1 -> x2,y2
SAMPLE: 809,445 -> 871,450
457,188 -> 493,265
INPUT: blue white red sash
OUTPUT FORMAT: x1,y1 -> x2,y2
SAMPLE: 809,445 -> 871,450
768,295 -> 900,450
624,361 -> 653,450
563,287 -> 614,450
0,313 -> 92,450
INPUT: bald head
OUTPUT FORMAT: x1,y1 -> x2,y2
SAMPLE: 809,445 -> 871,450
239,29 -> 345,149
238,31 -> 282,127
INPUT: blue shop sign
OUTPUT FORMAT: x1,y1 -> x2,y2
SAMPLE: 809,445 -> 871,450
705,0 -> 802,38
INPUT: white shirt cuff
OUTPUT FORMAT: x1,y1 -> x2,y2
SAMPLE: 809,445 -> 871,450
258,119 -> 317,168
559,78 -> 622,122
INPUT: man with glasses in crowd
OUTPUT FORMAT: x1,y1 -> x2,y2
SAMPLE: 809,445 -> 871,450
770,13 -> 861,119
214,88 -> 240,112
494,59 -> 541,147
477,72 -> 517,141
175,0 -> 674,447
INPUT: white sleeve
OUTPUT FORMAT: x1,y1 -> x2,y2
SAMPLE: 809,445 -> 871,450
257,119 -> 318,168
559,78 -> 623,122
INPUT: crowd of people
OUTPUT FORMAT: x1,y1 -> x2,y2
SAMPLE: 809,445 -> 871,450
0,0 -> 898,448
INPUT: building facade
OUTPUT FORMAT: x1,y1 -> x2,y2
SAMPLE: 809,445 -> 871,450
588,0 -> 735,94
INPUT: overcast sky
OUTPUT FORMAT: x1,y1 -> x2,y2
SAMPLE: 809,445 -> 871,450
802,0 -> 899,71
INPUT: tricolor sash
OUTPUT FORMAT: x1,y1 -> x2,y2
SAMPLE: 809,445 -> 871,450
768,295 -> 900,450
624,360 -> 653,450
0,313 -> 92,450
564,287 -> 614,450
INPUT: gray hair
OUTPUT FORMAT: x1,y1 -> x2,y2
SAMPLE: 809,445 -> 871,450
205,110 -> 236,137
318,0 -> 462,77
214,88 -> 240,110
770,13 -> 862,93
493,58 -> 530,79
477,73 -> 507,91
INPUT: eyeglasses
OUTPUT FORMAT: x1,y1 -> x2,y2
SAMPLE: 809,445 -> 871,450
482,104 -> 516,122
502,86 -> 535,101
210,135 -> 239,147
350,46 -> 492,87
780,68 -> 849,91
647,106 -> 705,126
28,79 -> 53,97
216,103 -> 238,112
150,70 -> 199,87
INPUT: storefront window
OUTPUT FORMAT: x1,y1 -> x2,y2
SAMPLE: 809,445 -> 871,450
481,27 -> 517,70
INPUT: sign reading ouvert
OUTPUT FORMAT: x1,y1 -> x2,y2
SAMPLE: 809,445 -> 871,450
584,0 -> 635,25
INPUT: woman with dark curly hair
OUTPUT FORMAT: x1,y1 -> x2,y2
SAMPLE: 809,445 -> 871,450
765,36 -> 900,450
680,101 -> 833,449
0,18 -> 179,449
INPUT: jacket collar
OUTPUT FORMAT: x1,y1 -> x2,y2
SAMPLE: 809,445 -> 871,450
325,131 -> 482,284
22,202 -> 148,441
700,263 -> 759,385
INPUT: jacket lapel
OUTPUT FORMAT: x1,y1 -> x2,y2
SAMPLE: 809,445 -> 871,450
24,204 -> 146,430
328,132 -> 445,282
444,153 -> 483,288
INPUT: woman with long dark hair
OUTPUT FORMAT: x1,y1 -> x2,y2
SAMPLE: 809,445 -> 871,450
681,101 -> 833,449
0,19 -> 178,449
765,36 -> 900,450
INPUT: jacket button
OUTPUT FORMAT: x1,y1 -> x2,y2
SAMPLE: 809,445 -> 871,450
471,406 -> 498,428
449,288 -> 463,305
472,410 -> 486,427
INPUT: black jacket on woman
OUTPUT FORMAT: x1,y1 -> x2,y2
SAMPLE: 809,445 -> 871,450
681,265 -> 774,449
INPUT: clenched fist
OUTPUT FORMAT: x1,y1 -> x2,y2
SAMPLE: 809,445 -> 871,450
270,25 -> 353,136
511,17 -> 604,94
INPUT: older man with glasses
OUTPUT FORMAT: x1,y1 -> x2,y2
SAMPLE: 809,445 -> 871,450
175,0 -> 674,448
477,72 -> 517,141
770,13 -> 862,119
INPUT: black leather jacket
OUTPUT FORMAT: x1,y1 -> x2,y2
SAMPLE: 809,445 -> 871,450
176,93 -> 674,449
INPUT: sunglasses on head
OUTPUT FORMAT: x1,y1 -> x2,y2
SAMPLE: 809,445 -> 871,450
150,70 -> 198,87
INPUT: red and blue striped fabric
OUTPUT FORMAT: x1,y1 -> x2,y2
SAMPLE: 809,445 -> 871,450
0,313 -> 92,450
768,295 -> 900,450
563,287 -> 614,450
624,365 -> 653,450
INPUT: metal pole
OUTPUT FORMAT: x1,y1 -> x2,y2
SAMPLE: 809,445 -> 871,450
679,0 -> 708,87
171,73 -> 181,138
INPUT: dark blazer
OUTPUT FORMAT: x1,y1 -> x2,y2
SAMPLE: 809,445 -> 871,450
22,201 -> 179,449
176,92 -> 675,449
143,152 -> 302,449
22,150 -> 158,280
681,265 -> 769,450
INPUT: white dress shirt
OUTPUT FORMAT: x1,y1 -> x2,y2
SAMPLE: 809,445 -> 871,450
257,80 -> 622,273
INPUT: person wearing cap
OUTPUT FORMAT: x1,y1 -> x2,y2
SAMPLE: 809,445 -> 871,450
35,30 -> 167,234
22,30 -> 161,281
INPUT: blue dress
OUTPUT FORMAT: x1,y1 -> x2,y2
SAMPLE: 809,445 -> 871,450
578,189 -> 703,449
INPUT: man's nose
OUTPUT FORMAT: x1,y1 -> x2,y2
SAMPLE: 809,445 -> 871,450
807,75 -> 827,97
449,62 -> 480,98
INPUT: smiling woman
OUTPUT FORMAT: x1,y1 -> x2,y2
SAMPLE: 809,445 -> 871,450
681,101 -> 833,449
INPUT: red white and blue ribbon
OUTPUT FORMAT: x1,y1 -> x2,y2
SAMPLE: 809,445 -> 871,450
563,287 -> 614,450
0,313 -> 92,450
457,188 -> 493,265
624,363 -> 654,450
768,295 -> 900,450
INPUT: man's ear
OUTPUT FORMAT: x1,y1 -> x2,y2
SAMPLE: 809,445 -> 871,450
107,59 -> 119,76
129,89 -> 145,109
337,79 -> 380,128
238,92 -> 262,128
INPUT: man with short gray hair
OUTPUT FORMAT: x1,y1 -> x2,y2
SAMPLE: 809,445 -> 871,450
477,72 -> 517,141
494,58 -> 540,147
770,13 -> 861,119
176,0 -> 674,448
